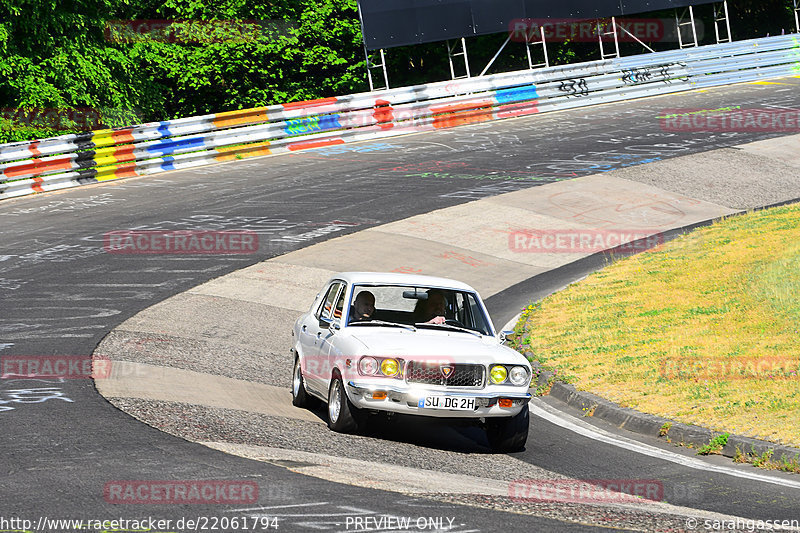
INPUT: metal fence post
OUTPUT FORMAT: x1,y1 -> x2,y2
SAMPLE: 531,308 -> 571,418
447,38 -> 471,80
713,1 -> 732,44
365,47 -> 389,91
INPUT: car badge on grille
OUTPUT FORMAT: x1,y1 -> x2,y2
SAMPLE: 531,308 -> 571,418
440,364 -> 455,379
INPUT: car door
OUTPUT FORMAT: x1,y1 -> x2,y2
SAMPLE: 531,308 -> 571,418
301,281 -> 343,395
319,284 -> 347,366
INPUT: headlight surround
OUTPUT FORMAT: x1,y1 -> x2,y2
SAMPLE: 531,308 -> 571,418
489,365 -> 508,384
359,356 -> 378,375
358,356 -> 403,378
508,365 -> 529,386
380,358 -> 400,377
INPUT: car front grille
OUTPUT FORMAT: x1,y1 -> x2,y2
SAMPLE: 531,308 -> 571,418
405,361 -> 485,388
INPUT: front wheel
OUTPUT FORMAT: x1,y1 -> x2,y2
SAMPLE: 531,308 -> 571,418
486,404 -> 529,452
292,357 -> 314,408
327,376 -> 363,433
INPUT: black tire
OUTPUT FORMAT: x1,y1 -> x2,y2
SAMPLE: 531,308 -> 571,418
486,404 -> 529,452
291,357 -> 314,408
327,375 -> 363,433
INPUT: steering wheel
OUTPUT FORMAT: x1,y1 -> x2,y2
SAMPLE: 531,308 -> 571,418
445,318 -> 464,327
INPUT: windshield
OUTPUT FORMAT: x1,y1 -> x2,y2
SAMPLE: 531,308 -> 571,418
347,284 -> 493,336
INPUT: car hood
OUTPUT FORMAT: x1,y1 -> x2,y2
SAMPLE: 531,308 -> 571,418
345,327 -> 528,366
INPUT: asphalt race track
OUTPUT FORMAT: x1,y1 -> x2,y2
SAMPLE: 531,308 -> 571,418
3,78 -> 800,531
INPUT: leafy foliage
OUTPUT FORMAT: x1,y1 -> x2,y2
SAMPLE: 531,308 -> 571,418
696,433 -> 729,455
0,0 -> 366,142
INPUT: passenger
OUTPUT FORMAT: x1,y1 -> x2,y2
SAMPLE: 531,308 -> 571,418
349,291 -> 375,323
413,289 -> 447,324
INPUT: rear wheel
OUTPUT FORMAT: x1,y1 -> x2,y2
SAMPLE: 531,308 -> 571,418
486,404 -> 529,452
327,376 -> 363,433
292,357 -> 314,408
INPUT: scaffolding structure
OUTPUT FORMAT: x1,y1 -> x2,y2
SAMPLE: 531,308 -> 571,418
525,25 -> 550,70
713,1 -> 732,44
364,47 -> 389,91
447,38 -> 472,80
356,0 -> 795,91
597,18 -> 621,60
795,0 -> 800,33
676,6 -> 699,48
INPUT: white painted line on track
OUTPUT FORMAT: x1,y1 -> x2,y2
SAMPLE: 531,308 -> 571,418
500,313 -> 521,333
530,399 -> 800,491
228,501 -> 330,512
236,502 -> 377,519
243,506 -> 374,518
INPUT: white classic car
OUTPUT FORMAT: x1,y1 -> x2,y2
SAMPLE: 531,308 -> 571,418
290,272 -> 532,452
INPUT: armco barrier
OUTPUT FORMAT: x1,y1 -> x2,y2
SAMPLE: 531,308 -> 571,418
1,33 -> 799,201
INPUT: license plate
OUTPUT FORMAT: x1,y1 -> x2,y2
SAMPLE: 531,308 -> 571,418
418,396 -> 475,410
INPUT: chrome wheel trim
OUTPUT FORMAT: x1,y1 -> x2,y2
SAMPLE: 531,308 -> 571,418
292,360 -> 302,397
329,380 -> 341,422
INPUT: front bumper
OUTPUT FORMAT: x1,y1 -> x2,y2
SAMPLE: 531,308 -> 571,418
346,380 -> 530,418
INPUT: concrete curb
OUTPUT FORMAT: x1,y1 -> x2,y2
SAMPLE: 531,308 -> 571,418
541,374 -> 800,463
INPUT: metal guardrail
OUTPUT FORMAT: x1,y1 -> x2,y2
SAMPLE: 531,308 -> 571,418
1,33 -> 798,201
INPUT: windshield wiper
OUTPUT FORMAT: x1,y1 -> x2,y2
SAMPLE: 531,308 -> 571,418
349,320 -> 417,331
414,323 -> 482,337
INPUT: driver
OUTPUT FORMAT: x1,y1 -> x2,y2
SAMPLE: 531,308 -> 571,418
349,291 -> 375,323
413,289 -> 447,324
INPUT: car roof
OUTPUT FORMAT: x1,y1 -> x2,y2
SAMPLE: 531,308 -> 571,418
331,272 -> 478,292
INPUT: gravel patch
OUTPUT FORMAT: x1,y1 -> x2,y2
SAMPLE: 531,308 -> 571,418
108,398 -> 558,483
97,330 -> 292,388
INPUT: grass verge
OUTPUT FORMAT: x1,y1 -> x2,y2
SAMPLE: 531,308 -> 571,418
513,202 -> 800,447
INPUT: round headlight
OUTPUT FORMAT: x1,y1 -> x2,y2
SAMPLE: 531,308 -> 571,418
489,365 -> 508,384
359,357 -> 378,375
509,366 -> 529,386
380,358 -> 399,377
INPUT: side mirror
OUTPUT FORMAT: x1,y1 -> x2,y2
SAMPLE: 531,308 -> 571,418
319,317 -> 340,331
499,330 -> 514,344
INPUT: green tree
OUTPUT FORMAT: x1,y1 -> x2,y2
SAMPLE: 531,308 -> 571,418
0,0 -> 366,142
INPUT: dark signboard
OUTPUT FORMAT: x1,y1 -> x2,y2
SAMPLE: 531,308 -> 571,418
358,0 -> 719,49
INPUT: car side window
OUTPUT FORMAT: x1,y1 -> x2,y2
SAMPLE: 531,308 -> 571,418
317,282 -> 343,320
452,292 -> 490,335
466,293 -> 491,335
333,285 -> 346,322
454,293 -> 467,324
